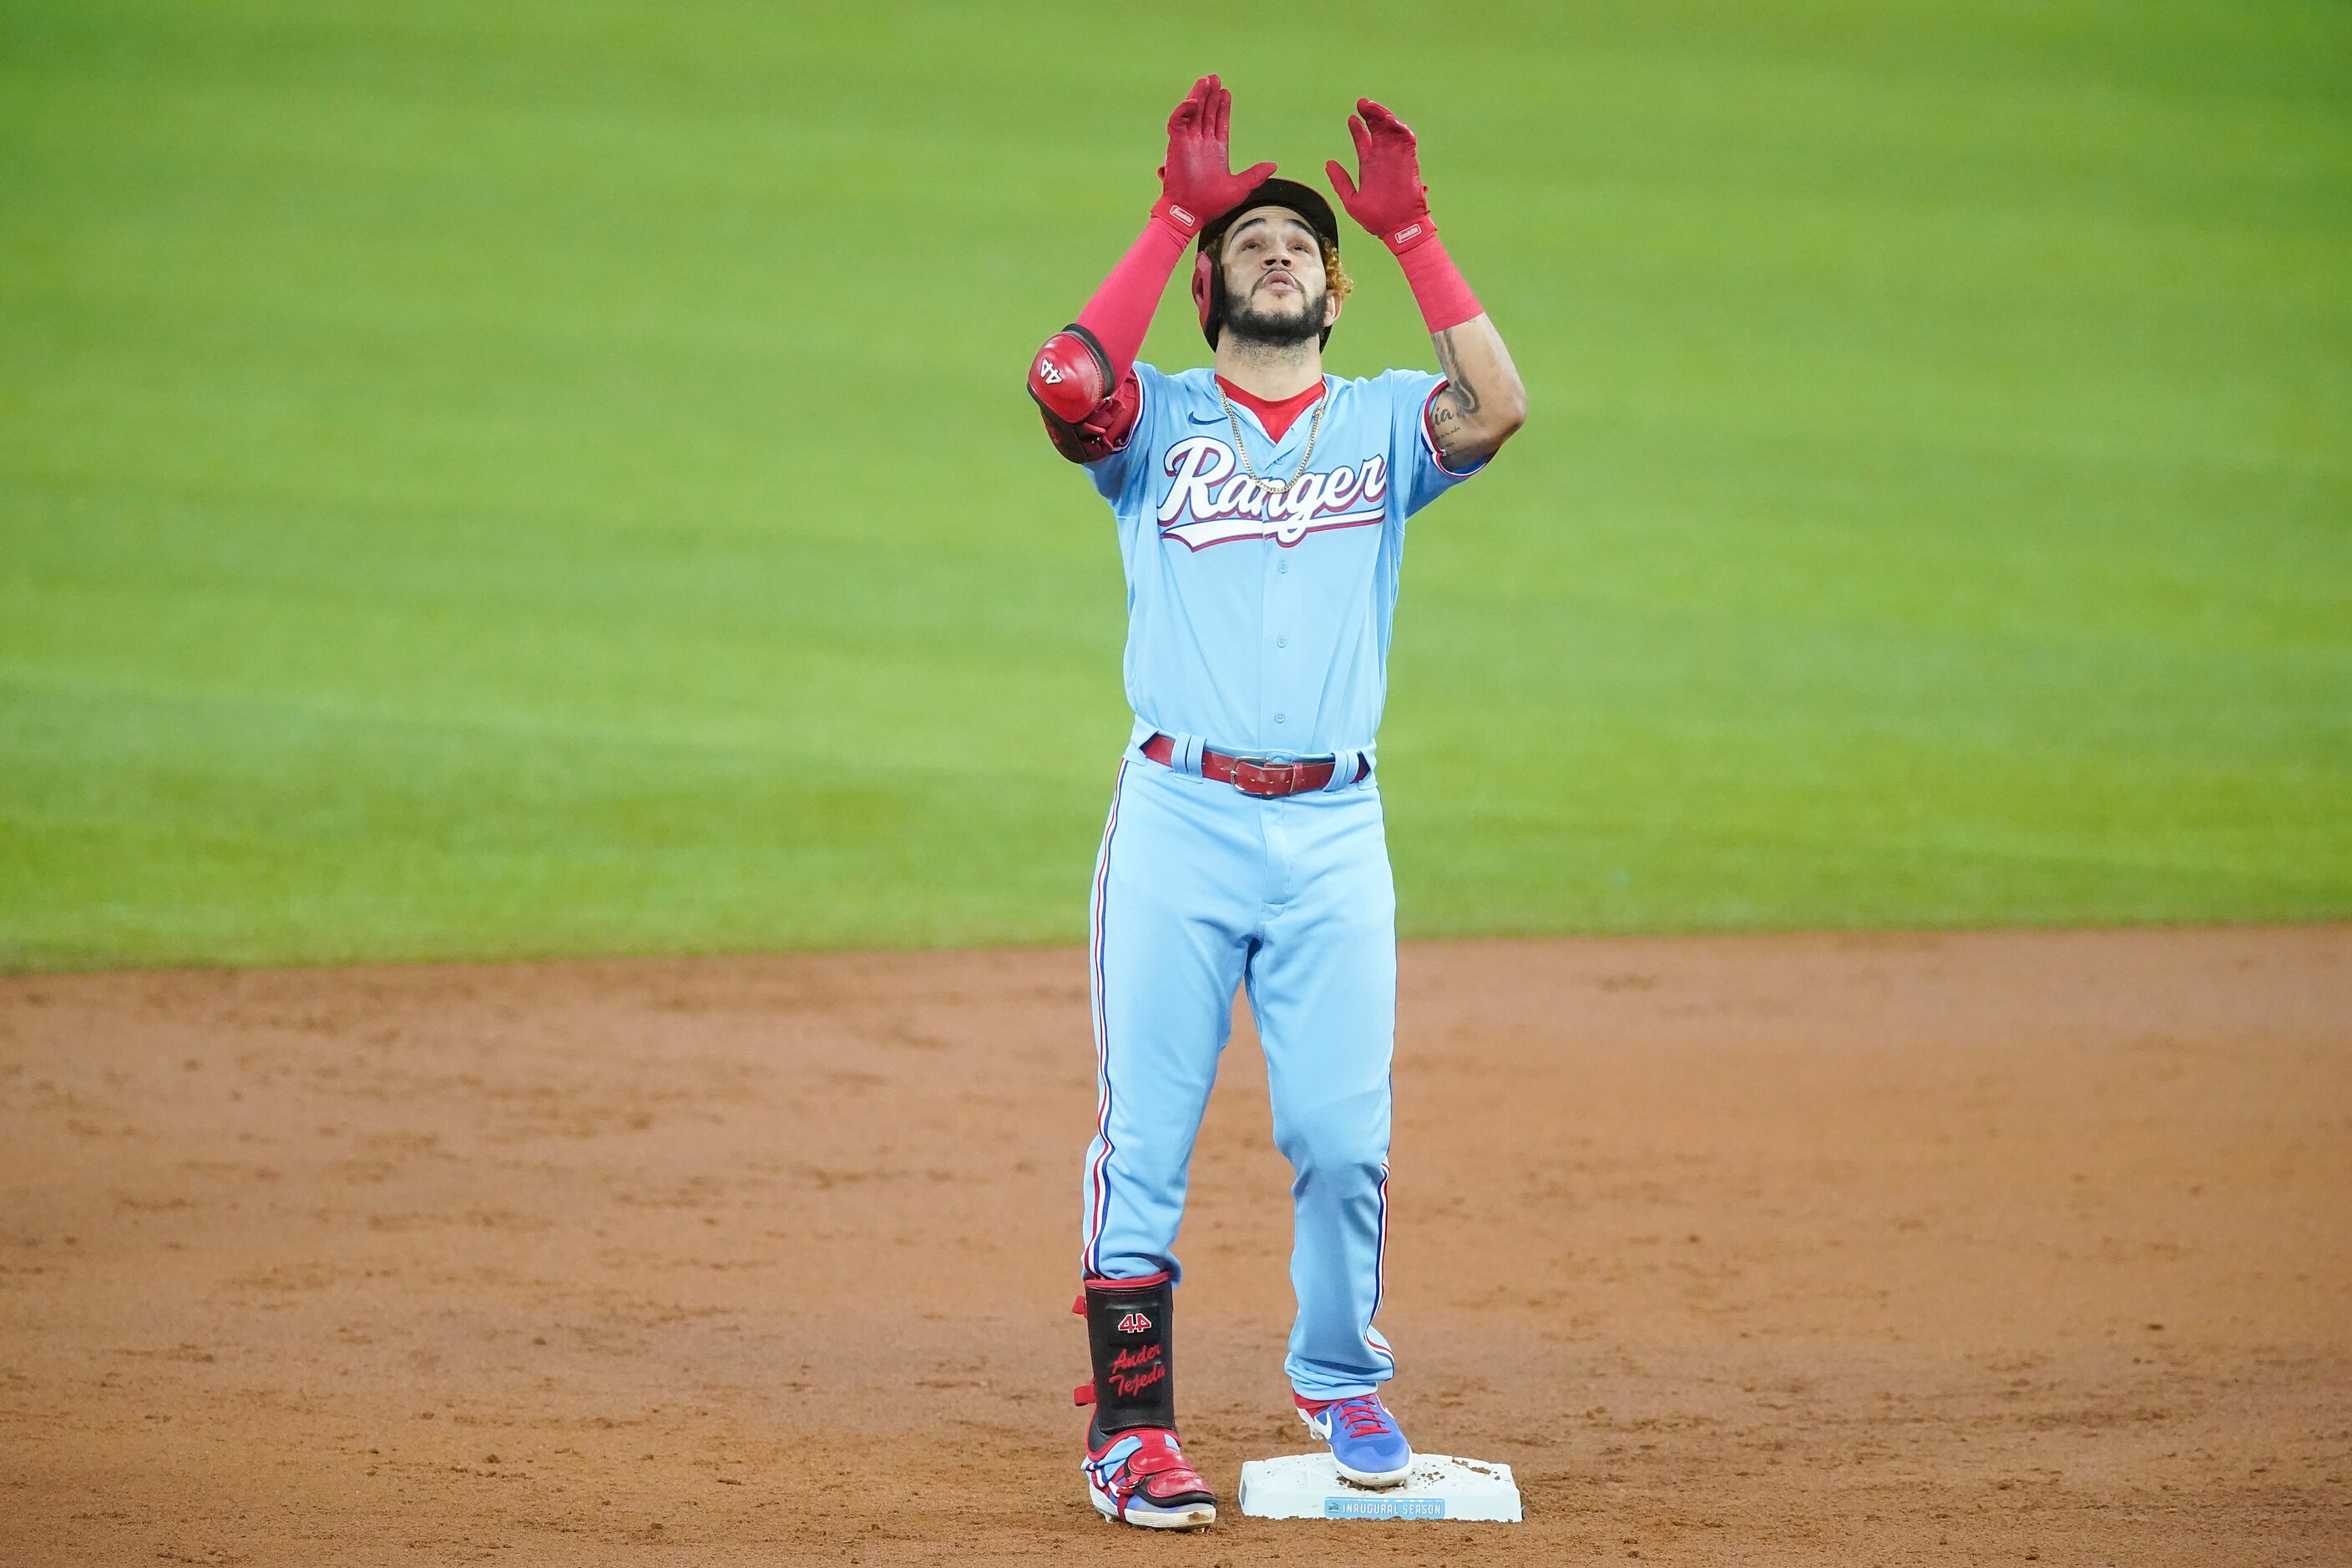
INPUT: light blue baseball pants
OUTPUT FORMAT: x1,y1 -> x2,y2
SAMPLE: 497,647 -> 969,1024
1080,751 -> 1398,1400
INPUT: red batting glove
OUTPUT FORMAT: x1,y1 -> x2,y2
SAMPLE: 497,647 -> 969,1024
1325,98 -> 1437,254
1151,74 -> 1277,243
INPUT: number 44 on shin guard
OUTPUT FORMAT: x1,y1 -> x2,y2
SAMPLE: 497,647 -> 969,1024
1074,1273 -> 1216,1530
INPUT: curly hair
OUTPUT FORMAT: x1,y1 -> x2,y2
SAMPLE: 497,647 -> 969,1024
1321,241 -> 1354,304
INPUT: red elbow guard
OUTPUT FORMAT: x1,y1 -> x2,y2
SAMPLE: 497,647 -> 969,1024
1029,323 -> 1141,464
1029,325 -> 1115,425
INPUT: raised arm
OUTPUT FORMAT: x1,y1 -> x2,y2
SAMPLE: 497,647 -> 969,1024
1328,99 -> 1526,469
1028,75 -> 1275,463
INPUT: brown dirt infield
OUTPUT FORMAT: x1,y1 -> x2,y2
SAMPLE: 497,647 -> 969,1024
2,927 -> 2347,1565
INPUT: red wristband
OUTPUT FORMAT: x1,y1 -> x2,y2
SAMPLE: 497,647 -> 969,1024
1395,231 -> 1483,334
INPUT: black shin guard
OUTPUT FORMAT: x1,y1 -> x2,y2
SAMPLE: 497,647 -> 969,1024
1076,1271 -> 1176,1434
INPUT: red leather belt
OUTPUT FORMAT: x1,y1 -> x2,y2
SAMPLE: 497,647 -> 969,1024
1141,733 -> 1368,797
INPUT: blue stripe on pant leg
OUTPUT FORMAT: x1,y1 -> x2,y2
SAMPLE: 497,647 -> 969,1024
1080,761 -> 1129,1276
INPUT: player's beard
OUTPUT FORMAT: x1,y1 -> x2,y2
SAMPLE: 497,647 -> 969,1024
1222,278 -> 1328,349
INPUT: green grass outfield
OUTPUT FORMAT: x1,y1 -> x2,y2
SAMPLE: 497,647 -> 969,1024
3,0 -> 2348,969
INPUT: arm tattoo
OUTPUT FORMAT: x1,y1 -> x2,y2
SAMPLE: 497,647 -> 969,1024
1432,327 -> 1482,417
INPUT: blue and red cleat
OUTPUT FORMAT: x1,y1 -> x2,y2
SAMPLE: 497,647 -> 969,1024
1297,1392 -> 1414,1488
1083,1420 -> 1217,1529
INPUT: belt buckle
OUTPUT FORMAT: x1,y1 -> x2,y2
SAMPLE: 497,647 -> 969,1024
1229,755 -> 1300,797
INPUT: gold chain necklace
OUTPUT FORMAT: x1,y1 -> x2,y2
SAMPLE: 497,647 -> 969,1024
1216,382 -> 1328,494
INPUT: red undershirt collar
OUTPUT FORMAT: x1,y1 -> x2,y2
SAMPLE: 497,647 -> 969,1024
1215,375 -> 1328,443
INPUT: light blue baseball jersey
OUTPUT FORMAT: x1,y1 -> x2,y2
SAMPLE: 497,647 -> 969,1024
1084,365 -> 1479,761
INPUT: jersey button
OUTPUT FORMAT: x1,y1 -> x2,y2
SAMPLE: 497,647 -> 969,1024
1277,560 -> 1288,574
1274,712 -> 1287,724
1276,636 -> 1287,649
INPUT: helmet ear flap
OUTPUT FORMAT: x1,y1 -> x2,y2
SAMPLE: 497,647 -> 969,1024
1191,249 -> 1221,349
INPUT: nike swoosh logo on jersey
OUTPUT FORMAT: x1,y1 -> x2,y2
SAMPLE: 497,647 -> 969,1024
1187,412 -> 1223,424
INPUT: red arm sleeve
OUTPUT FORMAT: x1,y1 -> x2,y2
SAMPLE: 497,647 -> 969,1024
1028,211 -> 1189,463
1073,214 -> 1190,384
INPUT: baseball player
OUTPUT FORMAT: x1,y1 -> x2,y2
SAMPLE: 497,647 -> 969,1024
1029,74 -> 1525,1529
